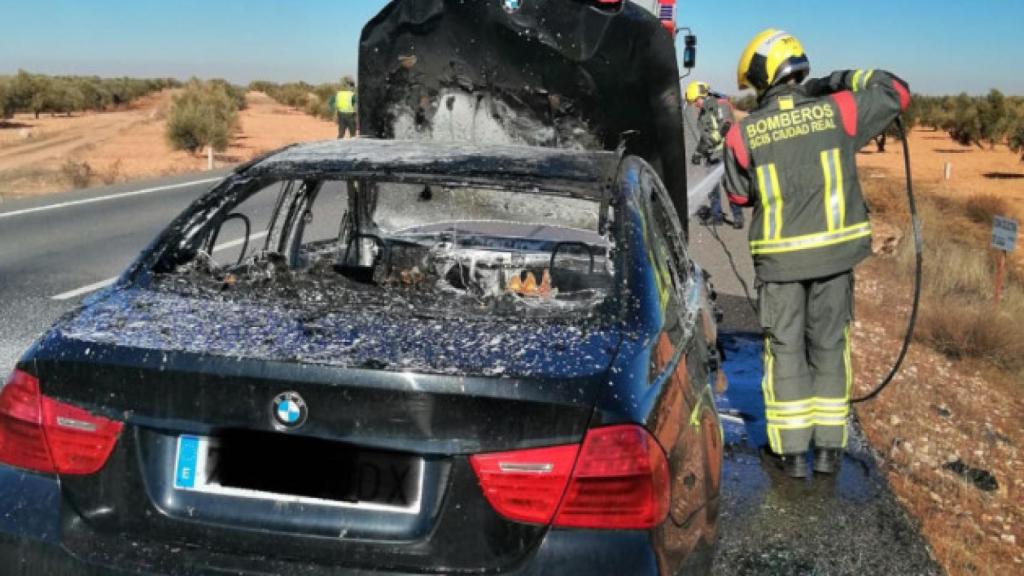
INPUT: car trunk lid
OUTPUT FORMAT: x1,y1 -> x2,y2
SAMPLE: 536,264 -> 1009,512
29,288 -> 621,571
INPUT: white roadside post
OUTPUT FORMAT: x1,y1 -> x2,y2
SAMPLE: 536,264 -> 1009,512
991,215 -> 1018,306
207,146 -> 214,171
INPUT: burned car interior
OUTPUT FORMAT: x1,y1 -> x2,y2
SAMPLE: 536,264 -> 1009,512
150,174 -> 619,319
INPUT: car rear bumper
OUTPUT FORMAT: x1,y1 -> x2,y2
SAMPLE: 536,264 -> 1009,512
0,531 -> 664,576
0,465 -> 702,576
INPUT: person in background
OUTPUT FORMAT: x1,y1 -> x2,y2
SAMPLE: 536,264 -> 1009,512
687,81 -> 743,229
328,77 -> 358,139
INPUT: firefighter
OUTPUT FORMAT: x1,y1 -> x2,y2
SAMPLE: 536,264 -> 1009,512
329,78 -> 358,139
722,29 -> 910,477
686,81 -> 743,229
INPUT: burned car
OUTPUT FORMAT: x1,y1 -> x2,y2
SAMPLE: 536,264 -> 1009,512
0,139 -> 722,575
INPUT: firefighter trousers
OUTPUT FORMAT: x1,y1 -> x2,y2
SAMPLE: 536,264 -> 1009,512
758,271 -> 853,455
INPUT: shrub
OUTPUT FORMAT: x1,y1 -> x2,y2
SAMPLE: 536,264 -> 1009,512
248,80 -> 277,94
303,97 -> 328,120
261,79 -> 353,121
964,194 -> 1011,225
99,160 -> 122,185
165,80 -> 240,154
207,78 -> 247,111
917,296 -> 1024,371
880,194 -> 1024,377
61,159 -> 93,188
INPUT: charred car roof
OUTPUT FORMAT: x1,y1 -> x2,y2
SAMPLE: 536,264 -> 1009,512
239,138 -> 620,199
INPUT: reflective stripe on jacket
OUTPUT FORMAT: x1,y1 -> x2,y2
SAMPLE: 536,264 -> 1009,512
335,90 -> 356,114
723,69 -> 910,282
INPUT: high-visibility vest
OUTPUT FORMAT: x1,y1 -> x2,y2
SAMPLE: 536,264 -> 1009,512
335,90 -> 355,114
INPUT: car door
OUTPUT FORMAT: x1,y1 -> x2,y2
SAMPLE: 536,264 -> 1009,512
634,165 -> 707,513
637,163 -> 722,572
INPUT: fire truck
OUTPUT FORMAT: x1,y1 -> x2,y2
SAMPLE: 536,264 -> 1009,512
633,0 -> 678,34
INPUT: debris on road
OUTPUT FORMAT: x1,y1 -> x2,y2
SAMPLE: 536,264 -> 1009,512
942,459 -> 999,492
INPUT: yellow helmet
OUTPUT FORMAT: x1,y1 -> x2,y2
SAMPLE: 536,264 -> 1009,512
737,29 -> 810,94
685,81 -> 711,103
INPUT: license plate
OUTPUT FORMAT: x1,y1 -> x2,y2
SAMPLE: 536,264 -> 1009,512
171,434 -> 422,514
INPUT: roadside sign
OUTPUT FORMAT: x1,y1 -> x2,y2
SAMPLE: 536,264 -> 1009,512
992,216 -> 1018,252
992,215 -> 1018,307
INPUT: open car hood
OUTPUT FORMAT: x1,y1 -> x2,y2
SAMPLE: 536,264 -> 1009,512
358,0 -> 688,218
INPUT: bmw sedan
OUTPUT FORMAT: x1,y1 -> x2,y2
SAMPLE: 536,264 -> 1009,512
0,139 -> 722,575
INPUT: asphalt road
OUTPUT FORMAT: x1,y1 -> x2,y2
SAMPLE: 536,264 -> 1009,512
0,171 -> 231,373
0,126 -> 939,574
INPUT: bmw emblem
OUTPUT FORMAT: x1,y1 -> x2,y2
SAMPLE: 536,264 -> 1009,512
271,391 -> 308,430
503,0 -> 521,13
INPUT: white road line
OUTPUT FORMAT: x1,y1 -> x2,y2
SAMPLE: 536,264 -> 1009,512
51,277 -> 119,302
51,231 -> 269,301
0,177 -> 223,220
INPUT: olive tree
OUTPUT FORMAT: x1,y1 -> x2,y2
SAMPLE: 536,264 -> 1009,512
977,89 -> 1011,149
947,93 -> 983,148
165,79 -> 240,154
0,78 -> 12,119
1009,121 -> 1024,163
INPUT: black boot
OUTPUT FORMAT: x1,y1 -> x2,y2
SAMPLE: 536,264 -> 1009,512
732,217 -> 744,230
782,453 -> 810,478
697,206 -> 713,225
813,449 -> 841,475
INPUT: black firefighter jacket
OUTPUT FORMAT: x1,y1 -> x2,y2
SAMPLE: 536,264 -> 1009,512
723,70 -> 911,282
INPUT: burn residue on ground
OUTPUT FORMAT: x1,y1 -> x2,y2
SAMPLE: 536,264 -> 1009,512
712,333 -> 942,576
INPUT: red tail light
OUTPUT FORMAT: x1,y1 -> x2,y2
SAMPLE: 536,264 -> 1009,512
0,370 -> 51,472
0,370 -> 123,475
554,425 -> 670,529
470,443 -> 579,524
470,424 -> 670,530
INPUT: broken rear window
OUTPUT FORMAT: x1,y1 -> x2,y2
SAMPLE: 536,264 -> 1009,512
373,182 -> 602,235
150,177 -> 618,319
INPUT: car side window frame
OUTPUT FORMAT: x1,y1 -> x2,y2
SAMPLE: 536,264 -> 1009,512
623,161 -> 688,389
645,166 -> 705,362
638,169 -> 686,329
644,167 -> 692,290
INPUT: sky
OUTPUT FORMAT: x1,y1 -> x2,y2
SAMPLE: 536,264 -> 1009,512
1,0 -> 1021,96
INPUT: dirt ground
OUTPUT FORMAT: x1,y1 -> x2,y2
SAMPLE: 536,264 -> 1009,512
0,91 -> 336,199
853,265 -> 1023,575
857,128 -> 1024,206
860,128 -> 1024,273
852,130 -> 1024,575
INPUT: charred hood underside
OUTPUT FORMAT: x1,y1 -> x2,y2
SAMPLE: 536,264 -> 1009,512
359,0 -> 688,218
